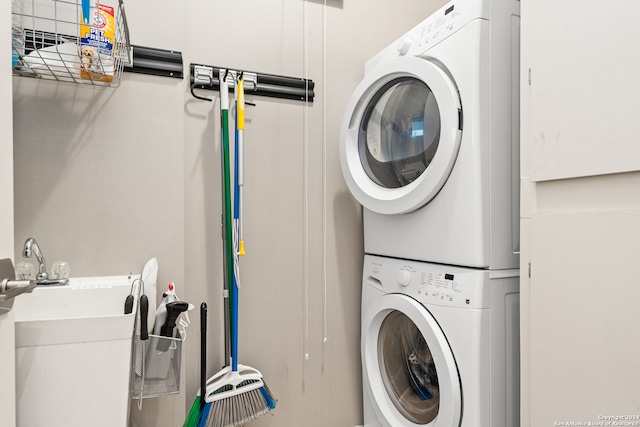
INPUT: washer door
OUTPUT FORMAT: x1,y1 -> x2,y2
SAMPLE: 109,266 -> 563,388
362,293 -> 462,426
340,56 -> 462,215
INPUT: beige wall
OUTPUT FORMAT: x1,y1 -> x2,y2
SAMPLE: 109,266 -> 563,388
13,75 -> 186,425
12,1 -> 443,426
182,2 -> 445,426
12,3 -> 185,426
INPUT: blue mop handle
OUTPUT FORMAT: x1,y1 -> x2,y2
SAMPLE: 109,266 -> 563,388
231,268 -> 239,372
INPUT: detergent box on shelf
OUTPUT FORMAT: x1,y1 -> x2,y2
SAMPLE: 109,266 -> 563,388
79,3 -> 115,82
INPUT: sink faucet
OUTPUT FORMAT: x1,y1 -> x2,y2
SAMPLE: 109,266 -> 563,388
23,237 -> 48,280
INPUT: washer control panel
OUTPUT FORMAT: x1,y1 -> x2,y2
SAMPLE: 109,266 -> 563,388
364,255 -> 494,309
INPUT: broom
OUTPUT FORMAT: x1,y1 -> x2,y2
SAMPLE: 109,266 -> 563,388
183,69 -> 231,427
202,71 -> 275,427
189,69 -> 234,427
183,303 -> 210,427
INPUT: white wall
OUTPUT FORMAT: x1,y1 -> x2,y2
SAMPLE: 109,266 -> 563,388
521,0 -> 640,425
12,1 -> 443,426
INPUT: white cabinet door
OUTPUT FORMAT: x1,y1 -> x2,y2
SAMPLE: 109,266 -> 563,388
529,0 -> 640,181
522,1 -> 640,425
1,1 -> 16,425
529,212 -> 640,425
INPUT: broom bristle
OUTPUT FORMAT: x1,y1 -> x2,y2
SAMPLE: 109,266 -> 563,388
259,380 -> 276,410
207,383 -> 275,427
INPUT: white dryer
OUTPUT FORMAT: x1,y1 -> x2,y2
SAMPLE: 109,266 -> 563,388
339,0 -> 521,269
361,254 -> 520,427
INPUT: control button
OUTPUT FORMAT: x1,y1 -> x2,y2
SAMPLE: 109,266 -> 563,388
397,268 -> 412,287
396,37 -> 412,55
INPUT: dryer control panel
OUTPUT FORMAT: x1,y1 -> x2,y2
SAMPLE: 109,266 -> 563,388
363,254 -> 509,309
365,0 -> 519,73
366,1 -> 475,72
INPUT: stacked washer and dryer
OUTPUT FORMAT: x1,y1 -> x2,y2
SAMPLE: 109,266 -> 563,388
339,1 -> 521,426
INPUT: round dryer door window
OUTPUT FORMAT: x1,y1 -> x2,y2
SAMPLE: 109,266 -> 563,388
359,78 -> 441,190
340,56 -> 462,215
362,293 -> 462,426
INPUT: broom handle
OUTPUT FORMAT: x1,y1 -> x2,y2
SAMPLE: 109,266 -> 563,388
230,73 -> 246,373
220,71 -> 235,366
200,302 -> 207,410
219,74 -> 231,367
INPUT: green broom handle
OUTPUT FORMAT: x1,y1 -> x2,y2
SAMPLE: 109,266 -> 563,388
220,73 -> 234,354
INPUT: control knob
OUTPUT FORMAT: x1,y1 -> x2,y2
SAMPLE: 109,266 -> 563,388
396,37 -> 412,55
396,268 -> 412,287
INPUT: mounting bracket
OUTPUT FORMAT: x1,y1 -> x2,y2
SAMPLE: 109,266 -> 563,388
190,63 -> 314,103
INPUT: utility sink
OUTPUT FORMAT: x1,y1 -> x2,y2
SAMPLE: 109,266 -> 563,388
13,275 -> 140,347
13,275 -> 145,427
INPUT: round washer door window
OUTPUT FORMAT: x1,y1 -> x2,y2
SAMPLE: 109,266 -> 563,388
362,294 -> 462,426
379,310 -> 440,424
340,56 -> 462,215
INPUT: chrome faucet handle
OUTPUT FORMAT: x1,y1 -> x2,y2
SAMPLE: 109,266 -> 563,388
1,278 -> 37,302
0,258 -> 36,304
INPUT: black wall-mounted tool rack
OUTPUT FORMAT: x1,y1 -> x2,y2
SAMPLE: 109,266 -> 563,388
123,45 -> 183,79
189,63 -> 314,103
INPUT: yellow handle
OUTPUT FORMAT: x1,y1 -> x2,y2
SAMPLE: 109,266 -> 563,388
238,76 -> 245,131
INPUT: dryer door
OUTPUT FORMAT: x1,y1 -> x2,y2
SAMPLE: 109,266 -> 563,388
362,293 -> 462,426
340,56 -> 462,215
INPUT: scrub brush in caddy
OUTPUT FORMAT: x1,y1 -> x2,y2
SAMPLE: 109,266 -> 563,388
153,283 -> 189,352
144,283 -> 190,380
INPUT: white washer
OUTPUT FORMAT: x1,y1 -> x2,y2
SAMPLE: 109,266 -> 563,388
339,0 -> 521,269
361,254 -> 520,427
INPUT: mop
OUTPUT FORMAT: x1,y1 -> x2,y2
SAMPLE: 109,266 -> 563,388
203,71 -> 275,427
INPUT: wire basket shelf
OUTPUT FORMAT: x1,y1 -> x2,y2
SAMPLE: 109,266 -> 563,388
11,0 -> 131,87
